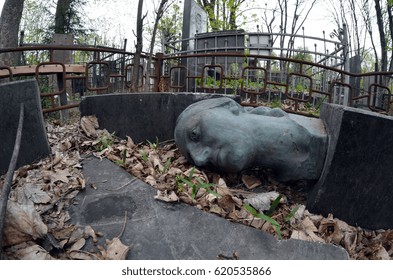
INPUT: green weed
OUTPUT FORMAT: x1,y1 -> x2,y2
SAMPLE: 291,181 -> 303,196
176,167 -> 220,199
285,205 -> 300,222
161,158 -> 171,174
140,150 -> 148,162
147,137 -> 159,150
95,132 -> 115,151
244,200 -> 300,240
244,204 -> 283,240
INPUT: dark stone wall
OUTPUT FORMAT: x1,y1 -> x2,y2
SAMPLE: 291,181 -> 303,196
0,79 -> 51,175
79,93 -> 239,143
308,103 -> 393,229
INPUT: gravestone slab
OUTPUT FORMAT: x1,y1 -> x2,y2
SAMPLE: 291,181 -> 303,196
307,103 -> 393,230
69,156 -> 349,260
181,0 -> 207,52
0,79 -> 51,175
79,93 -> 239,143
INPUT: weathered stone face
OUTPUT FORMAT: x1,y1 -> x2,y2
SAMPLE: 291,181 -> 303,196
175,98 -> 256,172
174,97 -> 328,182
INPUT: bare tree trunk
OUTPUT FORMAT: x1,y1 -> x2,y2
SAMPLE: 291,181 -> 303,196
229,0 -> 246,30
374,0 -> 387,72
348,0 -> 361,56
262,3 -> 277,40
387,4 -> 393,71
131,0 -> 146,92
145,0 -> 168,91
54,0 -> 73,34
145,0 -> 170,92
0,0 -> 25,66
278,0 -> 288,71
359,0 -> 379,71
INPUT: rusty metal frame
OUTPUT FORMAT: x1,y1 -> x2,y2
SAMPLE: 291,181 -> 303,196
85,61 -> 110,91
285,72 -> 313,102
240,66 -> 267,95
125,64 -> 144,88
0,66 -> 13,81
3,44 -> 393,116
201,64 -> 224,90
169,65 -> 188,90
35,62 -> 66,97
330,80 -> 352,105
367,83 -> 392,113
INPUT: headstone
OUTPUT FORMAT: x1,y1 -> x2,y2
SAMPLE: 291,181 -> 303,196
308,103 -> 393,229
52,33 -> 74,120
181,0 -> 208,91
349,55 -> 361,98
69,156 -> 349,260
0,79 -> 51,175
52,33 -> 74,63
181,0 -> 207,52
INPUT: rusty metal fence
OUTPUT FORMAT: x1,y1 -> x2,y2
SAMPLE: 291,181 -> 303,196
1,45 -> 393,116
0,45 -> 153,114
157,52 -> 393,115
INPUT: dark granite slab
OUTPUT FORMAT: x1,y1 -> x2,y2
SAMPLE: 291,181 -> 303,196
0,79 -> 50,175
308,103 -> 393,229
79,93 -> 239,143
70,156 -> 348,260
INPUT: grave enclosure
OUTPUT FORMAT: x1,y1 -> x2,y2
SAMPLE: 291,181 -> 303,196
2,77 -> 392,231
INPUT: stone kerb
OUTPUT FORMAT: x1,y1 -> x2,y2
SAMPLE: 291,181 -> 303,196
79,93 -> 240,143
79,93 -> 393,230
308,103 -> 393,230
0,79 -> 51,175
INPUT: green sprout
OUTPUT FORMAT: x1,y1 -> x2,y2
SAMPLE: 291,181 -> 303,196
176,167 -> 220,199
244,204 -> 283,240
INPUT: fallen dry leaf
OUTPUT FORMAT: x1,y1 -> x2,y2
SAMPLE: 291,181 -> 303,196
154,190 -> 179,202
126,136 -> 136,149
23,183 -> 51,204
103,237 -> 130,260
217,195 -> 237,214
84,225 -> 98,243
10,244 -> 54,260
301,217 -> 325,243
3,200 -> 48,246
68,250 -> 97,260
244,191 -> 286,212
242,174 -> 262,189
69,237 -> 86,251
80,115 -> 99,137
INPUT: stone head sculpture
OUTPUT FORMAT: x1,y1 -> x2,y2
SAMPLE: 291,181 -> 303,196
174,97 -> 328,182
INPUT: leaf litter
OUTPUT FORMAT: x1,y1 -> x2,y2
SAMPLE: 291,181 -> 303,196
0,115 -> 392,260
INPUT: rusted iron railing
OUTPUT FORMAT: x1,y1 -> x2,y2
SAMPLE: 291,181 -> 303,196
1,45 -> 393,116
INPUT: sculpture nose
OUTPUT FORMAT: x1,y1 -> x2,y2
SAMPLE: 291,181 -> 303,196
190,147 -> 211,166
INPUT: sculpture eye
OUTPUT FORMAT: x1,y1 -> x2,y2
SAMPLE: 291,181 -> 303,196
190,127 -> 200,142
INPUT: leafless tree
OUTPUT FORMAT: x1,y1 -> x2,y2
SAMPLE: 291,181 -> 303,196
0,0 -> 25,66
130,0 -> 148,92
359,0 -> 379,71
145,0 -> 173,91
261,3 -> 277,34
374,0 -> 387,72
276,0 -> 318,70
